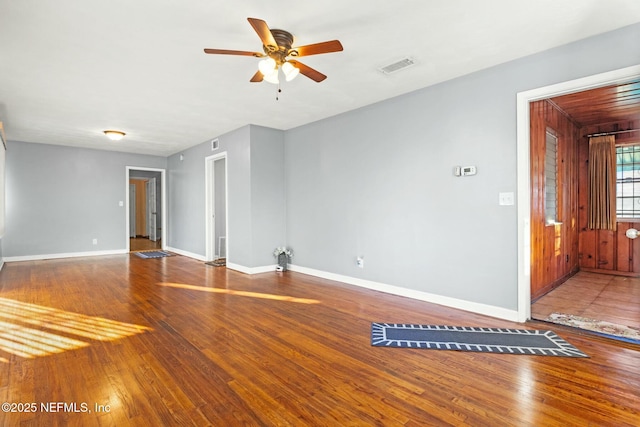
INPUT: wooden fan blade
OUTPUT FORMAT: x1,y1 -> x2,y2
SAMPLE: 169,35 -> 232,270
290,40 -> 343,57
289,60 -> 327,82
247,18 -> 277,51
250,70 -> 264,83
204,48 -> 263,57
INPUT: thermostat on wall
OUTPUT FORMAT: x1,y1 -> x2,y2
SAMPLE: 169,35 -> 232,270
461,166 -> 477,176
454,165 -> 477,177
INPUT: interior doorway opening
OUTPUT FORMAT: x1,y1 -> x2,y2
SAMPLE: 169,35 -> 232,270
205,153 -> 228,263
126,167 -> 167,252
517,64 -> 640,322
527,83 -> 640,340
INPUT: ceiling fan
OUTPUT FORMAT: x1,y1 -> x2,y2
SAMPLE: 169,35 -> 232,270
204,17 -> 343,84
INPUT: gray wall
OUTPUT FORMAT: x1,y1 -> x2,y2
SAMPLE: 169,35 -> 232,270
284,23 -> 640,311
167,125 -> 250,259
249,125 -> 286,266
167,124 -> 285,267
4,140 -> 166,257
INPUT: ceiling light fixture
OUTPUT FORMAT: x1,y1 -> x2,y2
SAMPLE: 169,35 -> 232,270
257,58 -> 299,85
281,61 -> 300,82
103,130 -> 126,141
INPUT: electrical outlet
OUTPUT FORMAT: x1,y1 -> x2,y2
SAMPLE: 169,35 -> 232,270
499,192 -> 515,206
356,256 -> 364,268
92,239 -> 98,245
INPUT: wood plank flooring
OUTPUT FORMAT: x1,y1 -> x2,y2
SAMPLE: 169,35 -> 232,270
129,237 -> 162,252
0,255 -> 639,426
532,271 -> 640,329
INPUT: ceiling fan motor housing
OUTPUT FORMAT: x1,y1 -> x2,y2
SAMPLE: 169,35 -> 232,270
266,29 -> 297,64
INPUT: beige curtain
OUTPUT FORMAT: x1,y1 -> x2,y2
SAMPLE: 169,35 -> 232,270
588,135 -> 617,230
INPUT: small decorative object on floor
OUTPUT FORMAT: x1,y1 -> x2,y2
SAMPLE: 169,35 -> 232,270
273,247 -> 293,272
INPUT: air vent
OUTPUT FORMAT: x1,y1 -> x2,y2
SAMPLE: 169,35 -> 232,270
211,138 -> 219,151
379,57 -> 415,75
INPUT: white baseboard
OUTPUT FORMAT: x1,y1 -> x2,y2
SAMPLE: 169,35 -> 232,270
164,246 -> 207,261
226,262 -> 277,275
288,264 -> 520,322
1,247 -> 518,322
162,248 -> 275,273
4,249 -> 127,263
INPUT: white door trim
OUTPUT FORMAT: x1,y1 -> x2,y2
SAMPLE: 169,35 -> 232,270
205,152 -> 228,262
125,166 -> 167,252
516,64 -> 640,322
129,184 -> 136,238
147,177 -> 157,242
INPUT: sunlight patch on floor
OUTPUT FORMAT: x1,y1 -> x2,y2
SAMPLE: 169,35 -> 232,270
157,282 -> 321,304
0,319 -> 89,357
0,297 -> 151,359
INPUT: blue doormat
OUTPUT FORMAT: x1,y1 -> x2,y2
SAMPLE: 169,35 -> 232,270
133,251 -> 172,259
371,323 -> 588,357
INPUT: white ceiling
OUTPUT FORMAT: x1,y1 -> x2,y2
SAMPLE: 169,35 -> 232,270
1,0 -> 639,156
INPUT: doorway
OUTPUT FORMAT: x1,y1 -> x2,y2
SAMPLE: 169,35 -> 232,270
126,167 -> 167,252
517,65 -> 640,322
527,80 -> 640,336
205,153 -> 228,262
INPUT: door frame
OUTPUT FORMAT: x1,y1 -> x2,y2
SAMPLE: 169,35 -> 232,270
146,177 -> 157,241
516,64 -> 640,322
129,184 -> 136,238
125,166 -> 167,252
205,152 -> 229,262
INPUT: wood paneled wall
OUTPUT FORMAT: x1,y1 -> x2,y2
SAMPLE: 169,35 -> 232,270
578,222 -> 640,274
530,100 -> 580,300
531,107 -> 640,298
578,119 -> 640,275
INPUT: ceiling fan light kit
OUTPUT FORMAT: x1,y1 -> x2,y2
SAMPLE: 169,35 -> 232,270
204,17 -> 343,87
258,57 -> 281,84
263,69 -> 280,84
281,62 -> 300,82
258,57 -> 277,75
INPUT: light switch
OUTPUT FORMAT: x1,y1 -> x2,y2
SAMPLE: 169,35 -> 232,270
499,192 -> 515,206
118,201 -> 124,207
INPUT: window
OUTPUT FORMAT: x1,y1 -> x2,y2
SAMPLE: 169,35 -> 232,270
616,144 -> 640,218
545,130 -> 558,224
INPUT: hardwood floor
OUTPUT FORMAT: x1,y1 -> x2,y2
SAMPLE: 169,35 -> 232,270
532,271 -> 640,329
129,237 -> 162,252
0,255 -> 639,426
